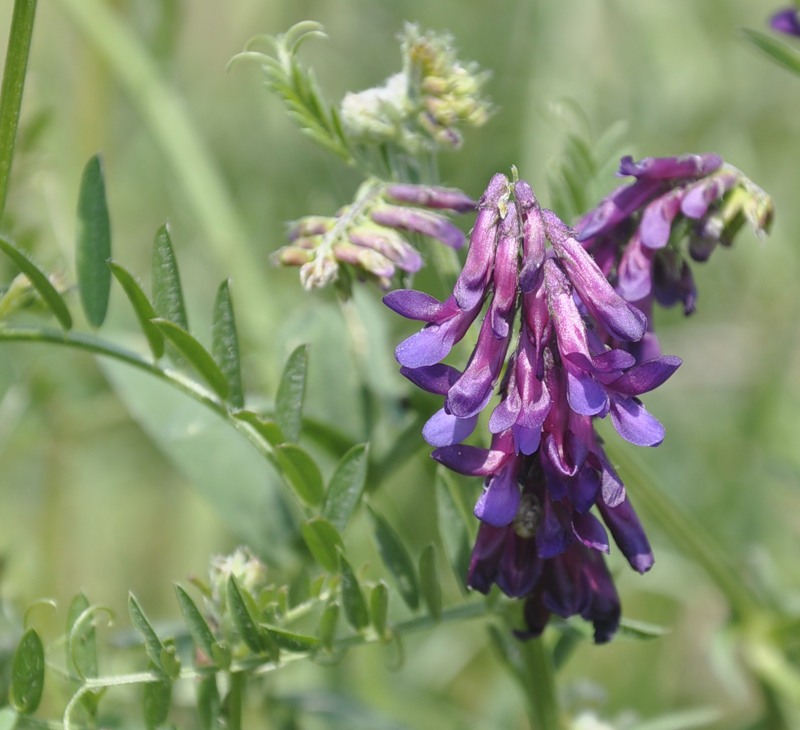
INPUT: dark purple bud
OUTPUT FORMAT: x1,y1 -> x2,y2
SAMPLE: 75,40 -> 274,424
572,512 -> 610,553
545,212 -> 648,342
371,204 -> 466,249
771,7 -> 800,36
596,497 -> 654,573
384,183 -> 478,212
515,180 -> 546,292
453,173 -> 509,310
490,201 -> 521,338
618,153 -> 723,181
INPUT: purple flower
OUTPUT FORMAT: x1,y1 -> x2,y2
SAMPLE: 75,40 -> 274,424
577,154 -> 773,355
771,7 -> 800,36
387,171 -> 681,642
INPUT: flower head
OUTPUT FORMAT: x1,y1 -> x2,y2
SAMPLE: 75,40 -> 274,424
387,171 -> 677,641
577,153 -> 773,354
275,180 -> 476,289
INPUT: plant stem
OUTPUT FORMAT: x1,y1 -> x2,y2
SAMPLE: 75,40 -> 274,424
0,0 -> 37,220
520,639 -> 565,730
605,441 -> 762,621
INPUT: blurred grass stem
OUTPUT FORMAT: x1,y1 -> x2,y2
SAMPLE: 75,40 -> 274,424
0,0 -> 37,220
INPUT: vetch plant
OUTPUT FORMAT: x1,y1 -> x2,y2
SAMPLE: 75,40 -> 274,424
0,4 -> 798,730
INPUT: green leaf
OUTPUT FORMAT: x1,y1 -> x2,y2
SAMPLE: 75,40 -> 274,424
174,584 -> 215,659
10,628 -> 45,714
435,467 -> 472,589
368,506 -> 419,610
323,443 -> 369,532
418,544 -> 442,621
369,582 -> 390,642
227,576 -> 277,659
618,617 -> 672,640
0,235 -> 72,328
274,443 -> 325,506
212,279 -> 244,408
75,154 -> 112,326
66,592 -> 98,679
142,671 -> 172,730
196,675 -> 221,730
153,319 -> 230,399
108,260 -> 164,358
261,626 -> 318,653
128,592 -> 165,669
317,602 -> 339,651
233,409 -> 283,446
301,517 -> 344,572
152,224 -> 188,329
274,344 -> 308,443
743,28 -> 800,77
338,553 -> 369,631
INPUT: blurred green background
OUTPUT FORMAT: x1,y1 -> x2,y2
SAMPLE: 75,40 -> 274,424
1,0 -> 799,727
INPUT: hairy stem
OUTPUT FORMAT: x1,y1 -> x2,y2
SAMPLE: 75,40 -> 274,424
0,0 -> 37,219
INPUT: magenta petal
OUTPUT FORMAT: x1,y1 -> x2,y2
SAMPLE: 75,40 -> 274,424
609,397 -> 666,447
566,369 -> 608,416
512,424 -> 542,455
431,444 -> 508,476
618,153 -> 723,181
395,326 -> 454,368
640,190 -> 683,249
592,348 -> 636,373
383,289 -> 448,321
771,7 -> 800,36
474,468 -> 520,527
400,363 -> 460,395
422,408 -> 478,447
610,355 -> 682,396
597,498 -> 654,573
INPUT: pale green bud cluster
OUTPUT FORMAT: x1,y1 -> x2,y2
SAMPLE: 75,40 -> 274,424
340,24 -> 492,155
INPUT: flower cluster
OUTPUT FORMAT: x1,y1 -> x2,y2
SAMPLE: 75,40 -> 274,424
340,24 -> 492,154
386,172 -> 681,642
577,154 -> 773,359
274,180 -> 475,289
770,7 -> 800,37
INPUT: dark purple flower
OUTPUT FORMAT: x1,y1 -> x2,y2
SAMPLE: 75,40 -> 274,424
771,7 -> 800,36
387,171 -> 686,642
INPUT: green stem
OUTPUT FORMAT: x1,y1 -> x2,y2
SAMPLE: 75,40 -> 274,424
0,325 -> 275,466
0,0 -> 37,220
226,671 -> 245,730
520,639 -> 565,730
52,0 -> 268,341
605,441 -> 762,621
